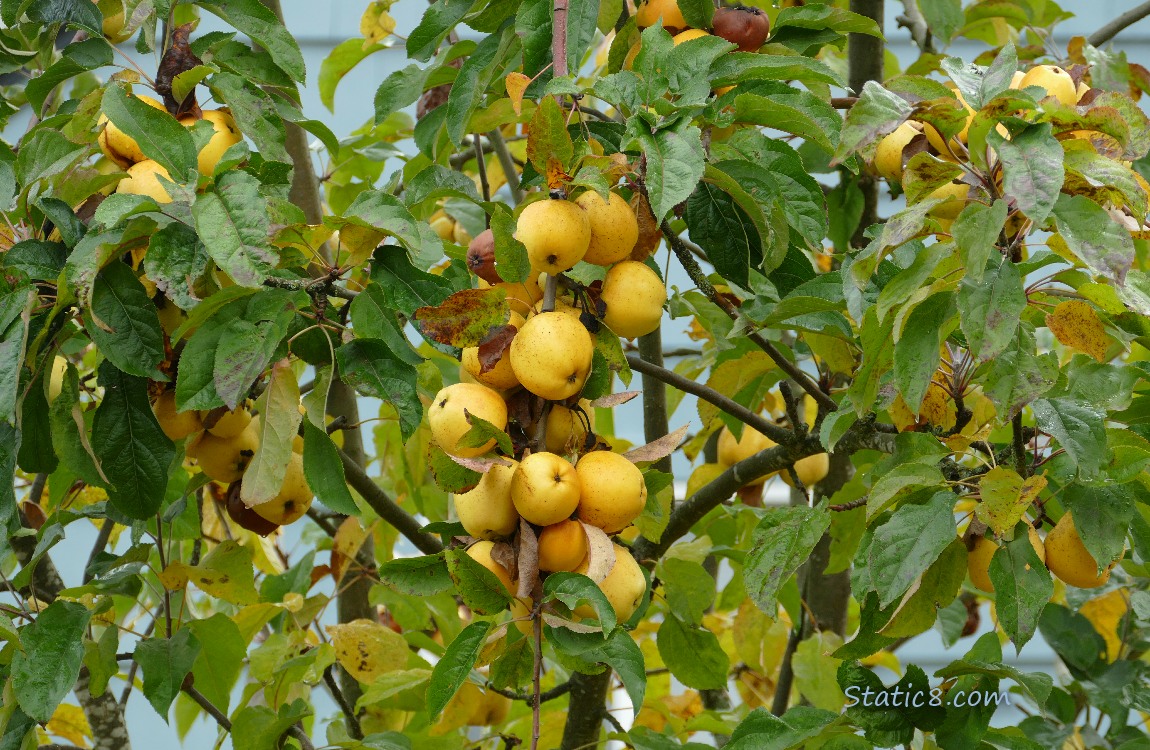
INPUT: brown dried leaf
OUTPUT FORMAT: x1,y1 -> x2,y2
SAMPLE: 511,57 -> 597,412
491,540 -> 517,581
516,519 -> 540,599
630,191 -> 662,261
624,424 -> 690,464
580,522 -> 616,584
448,454 -> 515,473
477,323 -> 517,375
1046,299 -> 1111,362
413,288 -> 511,348
542,613 -> 603,634
589,390 -> 641,408
155,23 -> 203,116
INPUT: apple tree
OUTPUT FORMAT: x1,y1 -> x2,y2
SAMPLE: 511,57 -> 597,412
4,0 -> 1150,748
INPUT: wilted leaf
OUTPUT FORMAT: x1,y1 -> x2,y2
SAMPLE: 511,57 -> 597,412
413,288 -> 511,348
624,424 -> 690,463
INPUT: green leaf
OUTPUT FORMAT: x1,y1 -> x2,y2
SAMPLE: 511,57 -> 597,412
1032,398 -> 1107,479
15,129 -> 85,188
4,239 -> 67,281
833,80 -> 912,163
83,626 -> 119,699
321,38 -> 384,112
369,246 -> 455,315
187,613 -> 246,713
894,291 -> 956,411
26,0 -> 103,32
593,628 -> 647,713
408,0 -> 476,62
774,4 -> 882,36
135,628 -> 202,718
377,553 -> 454,596
445,25 -> 514,146
982,324 -> 1058,418
91,361 -> 175,519
212,292 -> 302,410
11,600 -> 91,723
976,467 -> 1045,535
1064,482 -> 1136,570
868,492 -> 958,607
726,706 -> 839,750
1052,193 -> 1136,285
193,171 -> 277,288
684,180 -> 762,289
657,611 -> 729,689
1037,604 -> 1106,675
241,359 -> 300,505
426,620 -> 492,721
953,200 -> 1008,283
198,0 -> 306,83
230,700 -> 311,750
335,339 -> 421,441
958,257 -> 1026,362
565,0 -> 601,70
144,222 -> 210,311
345,191 -> 445,268
659,558 -> 715,625
880,539 -> 966,638
919,0 -> 963,45
0,286 -> 33,424
544,572 -> 616,632
27,37 -> 112,114
526,95 -> 575,174
445,547 -> 512,615
458,411 -> 514,455
744,505 -> 831,615
637,121 -> 706,223
374,63 -> 430,123
732,84 -> 840,155
489,206 -> 532,284
301,422 -> 358,515
989,124 -> 1064,226
989,524 -> 1054,650
428,444 -> 483,493
101,84 -> 196,183
792,632 -> 846,710
208,72 -> 290,165
84,261 -> 165,380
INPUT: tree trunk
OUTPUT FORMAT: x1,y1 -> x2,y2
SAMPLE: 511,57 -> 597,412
848,0 -> 885,248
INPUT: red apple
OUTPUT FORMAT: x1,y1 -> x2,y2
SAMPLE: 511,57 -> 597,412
713,5 -> 770,53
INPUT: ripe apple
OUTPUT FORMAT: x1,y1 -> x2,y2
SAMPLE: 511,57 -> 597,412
511,451 -> 581,526
1044,511 -> 1118,589
515,198 -> 591,274
923,87 -> 974,153
600,261 -> 666,339
196,424 -> 259,483
780,453 -> 830,488
537,518 -> 589,572
453,461 -> 520,540
204,404 -> 252,439
712,5 -> 771,52
509,311 -> 594,401
99,95 -> 167,167
545,400 -> 594,454
873,121 -> 923,182
180,109 -> 243,176
576,451 -> 647,533
153,390 -> 203,440
717,424 -> 776,467
927,180 -> 971,222
461,310 -> 525,391
466,540 -> 515,593
252,452 -> 313,525
429,210 -> 455,241
635,0 -> 687,30
478,272 -> 544,317
968,526 -> 1044,593
1019,65 -> 1077,106
116,160 -> 173,203
574,544 -> 646,623
574,190 -> 639,266
428,382 -> 509,457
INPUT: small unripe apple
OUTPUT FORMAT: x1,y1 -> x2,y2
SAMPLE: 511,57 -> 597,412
712,5 -> 771,52
428,382 -> 509,457
600,261 -> 666,339
574,191 -> 639,266
509,311 -> 594,401
515,198 -> 591,274
511,451 -> 581,526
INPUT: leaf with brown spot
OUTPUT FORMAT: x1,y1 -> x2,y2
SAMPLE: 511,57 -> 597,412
624,424 -> 690,464
326,619 -> 409,683
428,444 -> 481,493
589,391 -> 641,408
580,522 -> 616,584
975,467 -> 1047,536
413,288 -> 510,348
516,519 -> 540,599
1046,299 -> 1112,362
526,96 -> 574,175
477,323 -> 517,375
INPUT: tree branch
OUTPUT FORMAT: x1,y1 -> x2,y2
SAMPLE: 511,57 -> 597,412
848,0 -> 885,246
487,128 -> 525,204
624,354 -> 794,446
558,671 -> 611,750
896,0 -> 934,54
637,329 -> 673,475
660,221 -> 837,413
1088,1 -> 1150,47
337,446 -> 444,555
323,666 -> 364,740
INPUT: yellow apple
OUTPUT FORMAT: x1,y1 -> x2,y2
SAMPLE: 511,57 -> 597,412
576,451 -> 647,533
635,0 -> 687,29
1019,65 -> 1077,106
537,519 -> 590,572
180,109 -> 243,176
515,198 -> 591,274
717,424 -> 777,467
429,211 -> 455,242
780,453 -> 830,488
252,452 -> 313,525
574,190 -> 639,266
873,121 -> 922,182
196,424 -> 259,483
47,355 -> 68,404
575,544 -> 646,623
99,95 -> 167,167
927,180 -> 971,221
453,461 -> 520,540
511,451 -> 581,526
466,540 -> 515,594
428,382 -> 509,458
1045,511 -> 1118,589
600,260 -> 666,339
461,310 -> 525,390
509,311 -> 594,401
967,526 -> 1044,593
96,0 -> 133,43
478,273 -> 545,317
153,390 -> 203,441
545,400 -> 594,454
924,88 -> 974,153
205,405 -> 251,439
116,160 -> 173,203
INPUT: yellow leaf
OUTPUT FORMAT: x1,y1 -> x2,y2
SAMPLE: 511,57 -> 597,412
505,72 -> 531,117
861,649 -> 902,674
360,1 -> 397,47
326,618 -> 409,683
975,467 -> 1046,536
332,516 -> 371,585
339,223 -> 387,269
1079,589 -> 1129,662
1046,300 -> 1111,363
159,541 -> 259,605
46,703 -> 92,748
666,690 -> 704,720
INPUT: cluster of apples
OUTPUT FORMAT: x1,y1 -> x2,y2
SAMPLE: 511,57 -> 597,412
152,391 -> 314,535
98,92 -> 243,203
871,64 -> 1115,225
967,510 -> 1122,594
629,0 -> 772,57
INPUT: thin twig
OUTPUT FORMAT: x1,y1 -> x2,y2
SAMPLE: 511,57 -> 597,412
531,605 -> 543,750
337,447 -> 443,554
487,129 -> 525,204
183,686 -> 231,729
474,134 -> 491,204
83,518 -> 115,584
1088,1 -> 1150,46
324,666 -> 364,739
